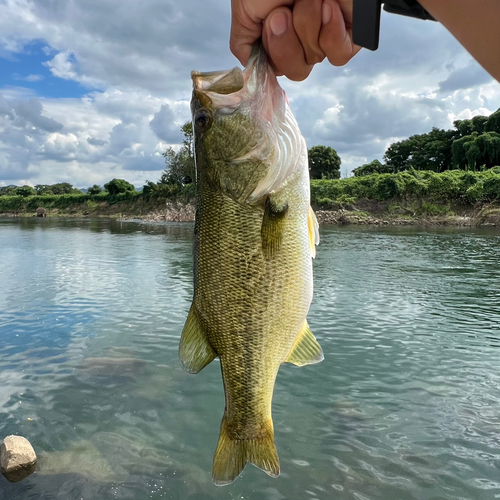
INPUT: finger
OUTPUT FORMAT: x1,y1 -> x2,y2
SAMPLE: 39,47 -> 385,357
230,0 -> 295,66
230,0 -> 263,66
263,7 -> 313,81
292,0 -> 325,66
319,0 -> 361,66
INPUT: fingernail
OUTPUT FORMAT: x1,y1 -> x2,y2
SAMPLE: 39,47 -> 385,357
322,1 -> 331,24
270,11 -> 287,36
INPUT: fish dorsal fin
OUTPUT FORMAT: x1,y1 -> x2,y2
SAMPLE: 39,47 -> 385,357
285,321 -> 324,366
308,206 -> 320,259
261,197 -> 288,259
179,304 -> 217,374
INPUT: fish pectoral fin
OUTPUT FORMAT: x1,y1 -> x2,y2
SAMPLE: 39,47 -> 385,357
261,197 -> 288,259
179,304 -> 217,374
285,321 -> 324,366
212,415 -> 279,486
308,206 -> 320,259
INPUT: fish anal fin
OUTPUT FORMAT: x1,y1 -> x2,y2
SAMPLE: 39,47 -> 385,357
212,415 -> 279,486
179,304 -> 217,374
285,321 -> 324,366
261,197 -> 288,259
308,206 -> 320,259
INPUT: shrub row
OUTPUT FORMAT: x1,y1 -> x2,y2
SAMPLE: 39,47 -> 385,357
0,184 -> 196,213
2,170 -> 499,214
0,191 -> 143,212
310,168 -> 500,206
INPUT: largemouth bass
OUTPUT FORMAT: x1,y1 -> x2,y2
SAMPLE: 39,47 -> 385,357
179,44 -> 323,486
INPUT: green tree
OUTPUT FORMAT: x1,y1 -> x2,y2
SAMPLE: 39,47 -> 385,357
308,145 -> 341,179
384,128 -> 456,173
454,108 -> 500,138
486,108 -> 500,134
104,178 -> 136,195
14,185 -> 36,197
34,184 -> 54,195
50,182 -> 78,195
353,159 -> 392,176
452,131 -> 500,170
0,186 -> 17,196
142,180 -> 158,199
87,184 -> 103,195
161,122 -> 195,185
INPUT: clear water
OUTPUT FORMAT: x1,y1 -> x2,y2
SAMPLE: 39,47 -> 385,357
1,218 -> 500,500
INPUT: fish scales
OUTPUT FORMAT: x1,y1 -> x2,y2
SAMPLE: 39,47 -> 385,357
179,43 -> 323,486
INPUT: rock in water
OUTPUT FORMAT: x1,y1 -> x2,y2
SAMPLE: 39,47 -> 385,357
1,435 -> 37,482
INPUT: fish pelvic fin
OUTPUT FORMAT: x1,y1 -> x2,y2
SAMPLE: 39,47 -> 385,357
261,197 -> 288,260
179,303 -> 217,374
212,415 -> 279,486
308,206 -> 320,259
285,321 -> 324,366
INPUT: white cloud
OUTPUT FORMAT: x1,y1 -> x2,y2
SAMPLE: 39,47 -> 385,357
0,0 -> 499,185
13,73 -> 44,81
0,87 -> 190,186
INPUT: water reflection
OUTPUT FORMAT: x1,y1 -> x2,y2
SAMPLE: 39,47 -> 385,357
1,219 -> 500,499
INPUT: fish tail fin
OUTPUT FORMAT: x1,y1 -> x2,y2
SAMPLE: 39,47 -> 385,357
212,414 -> 279,486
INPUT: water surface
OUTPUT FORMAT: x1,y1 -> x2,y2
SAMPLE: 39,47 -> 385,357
1,218 -> 499,499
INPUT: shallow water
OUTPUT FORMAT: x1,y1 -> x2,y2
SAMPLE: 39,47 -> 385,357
1,218 -> 500,499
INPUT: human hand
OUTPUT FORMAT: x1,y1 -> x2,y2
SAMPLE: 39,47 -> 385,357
230,0 -> 361,81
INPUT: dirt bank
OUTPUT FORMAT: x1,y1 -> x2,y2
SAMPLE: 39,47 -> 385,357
3,200 -> 500,227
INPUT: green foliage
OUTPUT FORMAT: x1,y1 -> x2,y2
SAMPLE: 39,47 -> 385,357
142,180 -> 195,202
142,180 -> 157,200
87,184 -> 103,195
482,175 -> 500,201
0,186 -> 17,196
374,175 -> 404,199
15,185 -> 36,197
104,178 -> 136,195
310,169 -> 500,206
353,159 -> 392,176
48,182 -> 80,194
454,110 -> 500,137
418,202 -> 452,216
452,131 -> 500,170
161,122 -> 195,185
382,108 -> 500,174
86,199 -> 99,211
486,109 -> 500,134
383,127 -> 456,173
34,184 -> 54,195
308,145 -> 341,179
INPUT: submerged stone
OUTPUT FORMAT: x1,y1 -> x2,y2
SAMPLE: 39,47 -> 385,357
1,435 -> 37,483
38,440 -> 119,482
76,357 -> 148,386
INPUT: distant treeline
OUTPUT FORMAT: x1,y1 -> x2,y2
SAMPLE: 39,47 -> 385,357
2,169 -> 500,215
0,179 -> 137,198
354,108 -> 500,176
2,110 -> 500,214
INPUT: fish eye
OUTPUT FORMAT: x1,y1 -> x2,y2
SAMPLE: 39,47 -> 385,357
194,109 -> 212,130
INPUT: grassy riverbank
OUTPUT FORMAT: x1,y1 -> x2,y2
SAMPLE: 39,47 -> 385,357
1,169 -> 500,226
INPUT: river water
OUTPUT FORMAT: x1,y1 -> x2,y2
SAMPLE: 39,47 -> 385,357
0,218 -> 499,500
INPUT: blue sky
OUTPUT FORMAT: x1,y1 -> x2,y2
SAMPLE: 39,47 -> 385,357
0,0 -> 498,188
0,41 -> 91,99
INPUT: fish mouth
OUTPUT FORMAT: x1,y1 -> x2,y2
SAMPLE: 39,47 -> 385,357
191,43 -> 284,116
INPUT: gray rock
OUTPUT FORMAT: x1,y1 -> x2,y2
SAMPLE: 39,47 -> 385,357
1,435 -> 37,482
